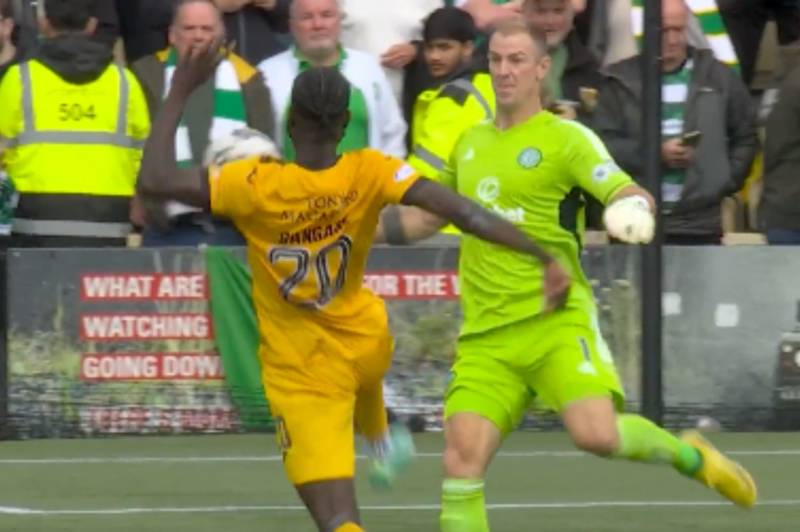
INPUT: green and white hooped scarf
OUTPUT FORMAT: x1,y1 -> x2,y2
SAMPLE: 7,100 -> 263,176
163,47 -> 248,216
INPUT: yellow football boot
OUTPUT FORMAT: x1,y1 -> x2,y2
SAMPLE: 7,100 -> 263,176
680,430 -> 757,508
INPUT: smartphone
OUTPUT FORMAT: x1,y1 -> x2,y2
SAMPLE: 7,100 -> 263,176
680,131 -> 702,147
579,87 -> 598,111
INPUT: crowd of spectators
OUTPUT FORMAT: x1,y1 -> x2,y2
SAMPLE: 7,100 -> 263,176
0,0 -> 798,247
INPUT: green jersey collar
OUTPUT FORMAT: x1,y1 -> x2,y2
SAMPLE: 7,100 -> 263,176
494,109 -> 554,133
293,45 -> 348,70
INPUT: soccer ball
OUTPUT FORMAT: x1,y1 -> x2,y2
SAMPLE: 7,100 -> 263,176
695,416 -> 721,432
203,127 -> 281,166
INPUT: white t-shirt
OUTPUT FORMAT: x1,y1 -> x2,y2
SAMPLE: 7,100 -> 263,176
339,0 -> 443,101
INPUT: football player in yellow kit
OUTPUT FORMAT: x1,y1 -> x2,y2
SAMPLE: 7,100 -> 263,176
137,38 -> 569,532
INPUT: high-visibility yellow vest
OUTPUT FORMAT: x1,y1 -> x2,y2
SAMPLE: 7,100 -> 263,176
408,72 -> 495,235
0,59 -> 150,240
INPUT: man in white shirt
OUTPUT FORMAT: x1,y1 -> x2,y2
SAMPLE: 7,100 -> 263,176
258,0 -> 407,159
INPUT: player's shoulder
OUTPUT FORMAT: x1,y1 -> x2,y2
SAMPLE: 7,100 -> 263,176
216,155 -> 286,186
455,118 -> 495,147
545,115 -> 610,155
348,148 -> 403,168
544,113 -> 599,140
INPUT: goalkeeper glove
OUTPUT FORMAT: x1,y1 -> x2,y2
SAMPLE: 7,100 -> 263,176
603,195 -> 655,244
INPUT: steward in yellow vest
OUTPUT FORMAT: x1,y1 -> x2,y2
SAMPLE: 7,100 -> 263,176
0,0 -> 150,247
407,8 -> 495,235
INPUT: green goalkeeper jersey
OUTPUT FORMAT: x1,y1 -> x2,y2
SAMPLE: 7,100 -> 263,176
439,111 -> 633,336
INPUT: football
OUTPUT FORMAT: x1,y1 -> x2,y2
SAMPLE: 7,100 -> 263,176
202,127 -> 281,166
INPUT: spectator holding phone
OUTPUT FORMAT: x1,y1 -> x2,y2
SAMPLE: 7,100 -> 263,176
594,0 -> 757,245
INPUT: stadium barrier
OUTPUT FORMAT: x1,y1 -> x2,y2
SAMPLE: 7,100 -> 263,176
0,244 -> 798,439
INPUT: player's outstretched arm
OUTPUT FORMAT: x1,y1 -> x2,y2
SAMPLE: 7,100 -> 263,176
376,205 -> 446,244
138,38 -> 225,209
400,178 -> 571,309
604,185 -> 657,244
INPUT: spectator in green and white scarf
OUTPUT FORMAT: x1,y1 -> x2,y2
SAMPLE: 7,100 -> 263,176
130,0 -> 274,246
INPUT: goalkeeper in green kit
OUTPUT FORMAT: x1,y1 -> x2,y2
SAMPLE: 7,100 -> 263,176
377,17 -> 757,532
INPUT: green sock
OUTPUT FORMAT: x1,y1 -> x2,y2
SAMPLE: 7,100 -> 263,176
440,478 -> 490,532
614,414 -> 702,476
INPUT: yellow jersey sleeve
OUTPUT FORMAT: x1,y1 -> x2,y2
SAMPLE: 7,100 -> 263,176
372,152 -> 421,205
208,156 -> 262,219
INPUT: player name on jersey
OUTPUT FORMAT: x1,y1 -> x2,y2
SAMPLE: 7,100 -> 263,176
81,274 -> 207,300
279,216 -> 348,245
363,271 -> 459,299
80,353 -> 224,381
80,314 -> 213,340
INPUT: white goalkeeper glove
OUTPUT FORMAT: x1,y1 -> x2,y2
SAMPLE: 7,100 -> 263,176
603,195 -> 655,244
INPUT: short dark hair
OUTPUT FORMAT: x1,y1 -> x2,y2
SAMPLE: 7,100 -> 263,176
44,0 -> 97,31
423,7 -> 477,43
0,0 -> 12,20
290,67 -> 351,134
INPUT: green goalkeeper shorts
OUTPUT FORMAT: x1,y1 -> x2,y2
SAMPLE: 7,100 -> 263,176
444,308 -> 625,437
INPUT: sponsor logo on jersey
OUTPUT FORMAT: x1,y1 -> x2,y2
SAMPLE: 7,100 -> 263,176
476,176 -> 500,202
592,160 -> 620,182
394,164 -> 415,183
517,147 -> 542,169
491,205 -> 524,223
279,217 -> 348,245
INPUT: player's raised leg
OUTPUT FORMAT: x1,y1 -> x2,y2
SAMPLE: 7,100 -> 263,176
351,330 -> 415,489
355,382 -> 415,489
561,397 -> 757,508
538,319 -> 757,508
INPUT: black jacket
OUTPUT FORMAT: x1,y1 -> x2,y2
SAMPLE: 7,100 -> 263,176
11,0 -> 119,59
560,31 -> 604,109
222,3 -> 291,66
36,35 -> 113,84
594,48 -> 758,236
761,49 -> 800,231
115,0 -> 176,64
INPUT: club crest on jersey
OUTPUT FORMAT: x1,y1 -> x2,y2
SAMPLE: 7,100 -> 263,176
517,147 -> 542,169
476,176 -> 500,202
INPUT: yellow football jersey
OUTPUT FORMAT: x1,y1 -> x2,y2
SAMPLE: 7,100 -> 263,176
209,149 -> 420,343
